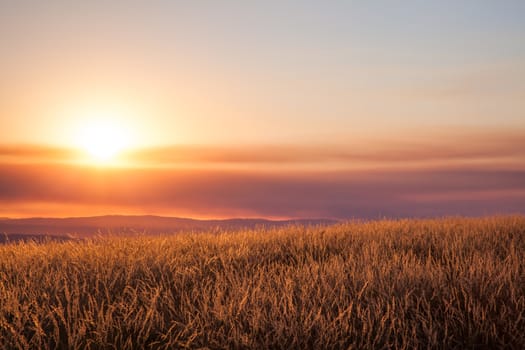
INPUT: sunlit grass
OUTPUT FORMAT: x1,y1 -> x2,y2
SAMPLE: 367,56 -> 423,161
1,216 -> 524,349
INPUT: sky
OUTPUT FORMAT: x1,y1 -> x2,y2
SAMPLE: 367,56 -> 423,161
0,1 -> 524,219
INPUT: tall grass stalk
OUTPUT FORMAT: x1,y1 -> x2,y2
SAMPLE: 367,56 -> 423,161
1,216 -> 524,349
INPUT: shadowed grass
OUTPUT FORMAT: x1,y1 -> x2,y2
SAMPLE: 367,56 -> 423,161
1,216 -> 524,349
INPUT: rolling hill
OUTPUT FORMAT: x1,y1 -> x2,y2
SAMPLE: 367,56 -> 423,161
0,215 -> 337,241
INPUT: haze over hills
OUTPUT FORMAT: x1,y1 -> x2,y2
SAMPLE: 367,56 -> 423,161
0,215 -> 338,241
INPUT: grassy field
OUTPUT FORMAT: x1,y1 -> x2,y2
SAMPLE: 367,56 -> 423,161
1,217 -> 524,349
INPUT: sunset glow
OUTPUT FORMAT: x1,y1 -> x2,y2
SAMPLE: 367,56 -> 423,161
80,122 -> 128,161
74,116 -> 132,163
0,1 -> 524,218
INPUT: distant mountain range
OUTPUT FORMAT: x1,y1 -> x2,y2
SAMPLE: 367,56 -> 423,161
0,215 -> 338,242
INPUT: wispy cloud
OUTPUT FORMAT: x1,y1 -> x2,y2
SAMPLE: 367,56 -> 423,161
1,128 -> 524,218
0,162 -> 524,218
0,145 -> 80,163
2,128 -> 523,169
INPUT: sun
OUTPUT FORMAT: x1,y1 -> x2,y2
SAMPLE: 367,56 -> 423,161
77,119 -> 130,163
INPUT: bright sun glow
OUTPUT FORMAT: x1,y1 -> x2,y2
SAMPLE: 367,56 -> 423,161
77,119 -> 131,163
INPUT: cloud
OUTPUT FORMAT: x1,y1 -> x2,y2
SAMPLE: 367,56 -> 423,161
123,129 -> 525,166
0,162 -> 524,218
1,128 -> 525,168
0,145 -> 80,162
1,128 -> 524,218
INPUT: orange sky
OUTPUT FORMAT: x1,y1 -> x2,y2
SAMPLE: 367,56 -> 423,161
0,128 -> 524,218
1,1 -> 524,218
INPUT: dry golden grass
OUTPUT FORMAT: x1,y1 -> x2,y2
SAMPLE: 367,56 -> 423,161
1,216 -> 524,349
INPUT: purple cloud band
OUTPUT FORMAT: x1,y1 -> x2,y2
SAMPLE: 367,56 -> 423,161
1,162 -> 524,218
